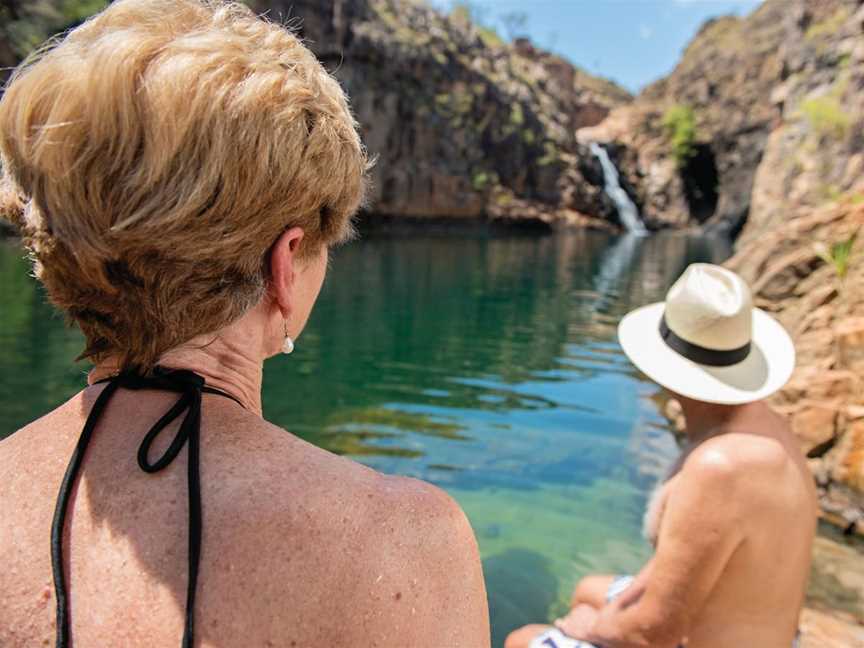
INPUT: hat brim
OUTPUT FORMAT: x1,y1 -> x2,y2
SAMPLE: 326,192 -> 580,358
618,302 -> 796,405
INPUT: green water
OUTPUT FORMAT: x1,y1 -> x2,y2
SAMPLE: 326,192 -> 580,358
0,229 -> 731,645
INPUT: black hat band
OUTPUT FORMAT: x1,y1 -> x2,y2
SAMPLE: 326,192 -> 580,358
659,314 -> 751,367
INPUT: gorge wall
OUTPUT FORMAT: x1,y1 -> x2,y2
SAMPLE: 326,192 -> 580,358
2,0 -> 770,233
253,0 -> 637,229
0,0 -> 652,232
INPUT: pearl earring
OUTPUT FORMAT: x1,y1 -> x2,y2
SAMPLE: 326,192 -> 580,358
282,321 -> 294,355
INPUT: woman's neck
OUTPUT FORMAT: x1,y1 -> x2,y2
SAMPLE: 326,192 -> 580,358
88,328 -> 267,416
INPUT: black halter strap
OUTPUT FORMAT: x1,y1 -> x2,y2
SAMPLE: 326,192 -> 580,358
51,367 -> 244,648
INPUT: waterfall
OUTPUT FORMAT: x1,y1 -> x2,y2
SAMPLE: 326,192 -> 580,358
589,142 -> 648,235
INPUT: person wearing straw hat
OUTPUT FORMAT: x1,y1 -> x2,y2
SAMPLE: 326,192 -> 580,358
507,263 -> 817,648
0,2 -> 489,647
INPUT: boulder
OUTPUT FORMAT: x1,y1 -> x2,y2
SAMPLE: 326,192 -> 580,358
836,317 -> 864,375
791,401 -> 840,457
799,608 -> 864,647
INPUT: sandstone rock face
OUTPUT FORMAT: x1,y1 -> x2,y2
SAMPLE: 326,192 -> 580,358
253,0 -> 633,228
728,196 -> 864,529
799,607 -> 864,647
804,528 -> 864,640
742,0 -> 864,249
593,0 -> 864,240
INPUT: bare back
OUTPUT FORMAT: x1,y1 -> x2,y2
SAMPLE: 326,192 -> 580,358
0,385 -> 490,647
645,404 -> 817,648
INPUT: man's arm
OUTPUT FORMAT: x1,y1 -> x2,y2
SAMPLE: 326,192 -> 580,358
582,443 -> 747,648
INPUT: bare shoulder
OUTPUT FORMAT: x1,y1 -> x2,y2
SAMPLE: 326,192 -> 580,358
367,473 -> 479,557
684,431 -> 791,480
355,474 -> 489,645
235,418 -> 489,645
257,420 -> 478,557
677,429 -> 807,519
0,392 -> 84,488
221,413 -> 482,574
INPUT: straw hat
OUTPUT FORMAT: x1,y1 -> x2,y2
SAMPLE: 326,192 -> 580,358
618,263 -> 795,405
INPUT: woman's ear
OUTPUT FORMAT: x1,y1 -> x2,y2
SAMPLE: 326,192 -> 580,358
268,227 -> 305,319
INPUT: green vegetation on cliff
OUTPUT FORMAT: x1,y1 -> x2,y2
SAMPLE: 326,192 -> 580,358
814,226 -> 860,287
801,95 -> 852,139
805,5 -> 851,42
661,104 -> 697,166
449,2 -> 503,48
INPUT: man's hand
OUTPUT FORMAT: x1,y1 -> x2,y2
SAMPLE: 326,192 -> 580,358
582,440 -> 750,648
554,604 -> 599,640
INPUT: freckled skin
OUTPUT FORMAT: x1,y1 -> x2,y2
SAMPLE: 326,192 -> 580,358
0,388 -> 490,647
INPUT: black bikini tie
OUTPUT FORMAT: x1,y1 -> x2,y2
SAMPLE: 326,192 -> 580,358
51,367 -> 244,648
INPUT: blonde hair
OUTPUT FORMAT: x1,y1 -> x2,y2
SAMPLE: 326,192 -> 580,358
0,0 -> 368,371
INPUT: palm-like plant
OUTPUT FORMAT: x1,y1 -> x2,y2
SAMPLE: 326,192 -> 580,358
814,226 -> 859,286
814,226 -> 860,370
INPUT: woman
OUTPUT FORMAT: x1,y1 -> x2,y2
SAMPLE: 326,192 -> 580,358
0,1 -> 489,646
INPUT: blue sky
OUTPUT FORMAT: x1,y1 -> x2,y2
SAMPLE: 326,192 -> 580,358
430,0 -> 763,93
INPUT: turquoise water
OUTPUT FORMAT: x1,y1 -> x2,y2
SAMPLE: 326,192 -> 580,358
0,229 -> 731,645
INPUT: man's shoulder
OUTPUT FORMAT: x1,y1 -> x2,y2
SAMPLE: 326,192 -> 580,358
688,431 -> 790,473
678,431 -> 796,503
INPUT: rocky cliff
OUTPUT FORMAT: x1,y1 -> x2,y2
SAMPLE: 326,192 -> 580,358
727,0 -> 864,533
252,0 -> 634,228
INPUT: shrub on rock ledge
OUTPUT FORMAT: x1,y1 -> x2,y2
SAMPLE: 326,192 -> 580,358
661,104 -> 697,167
801,96 -> 852,140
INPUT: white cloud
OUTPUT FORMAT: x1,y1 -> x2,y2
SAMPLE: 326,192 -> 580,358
639,24 -> 654,40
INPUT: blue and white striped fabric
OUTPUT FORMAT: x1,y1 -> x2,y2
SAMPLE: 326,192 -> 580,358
528,628 -> 595,648
529,576 -> 635,648
529,573 -> 800,648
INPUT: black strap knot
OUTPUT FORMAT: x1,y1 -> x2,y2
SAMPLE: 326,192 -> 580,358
116,370 -> 206,474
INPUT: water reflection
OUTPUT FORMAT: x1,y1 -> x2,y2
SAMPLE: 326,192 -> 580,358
0,229 -> 729,644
